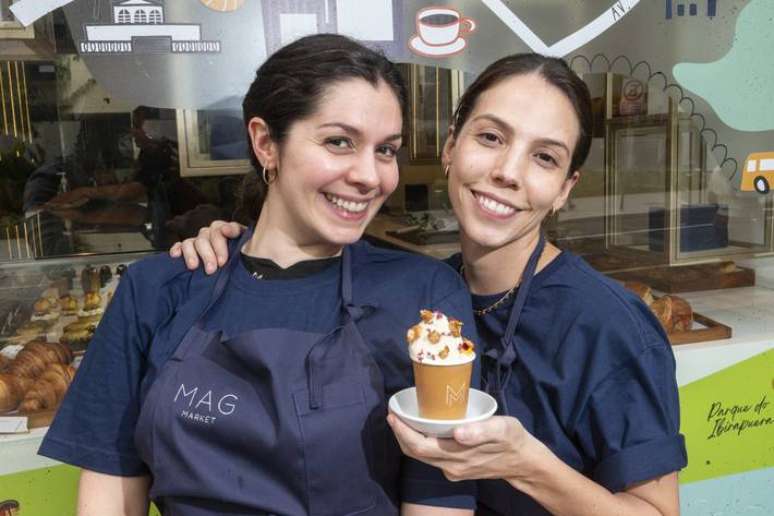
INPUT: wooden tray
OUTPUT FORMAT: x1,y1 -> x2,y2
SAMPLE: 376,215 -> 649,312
22,407 -> 58,429
610,263 -> 755,293
667,312 -> 732,346
0,407 -> 58,432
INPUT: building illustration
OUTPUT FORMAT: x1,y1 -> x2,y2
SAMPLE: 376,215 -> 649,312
79,0 -> 220,54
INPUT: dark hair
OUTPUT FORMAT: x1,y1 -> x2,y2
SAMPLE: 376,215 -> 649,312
452,54 -> 592,176
236,34 -> 407,223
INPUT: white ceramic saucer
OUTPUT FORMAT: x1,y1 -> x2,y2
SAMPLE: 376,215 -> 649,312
389,387 -> 497,438
409,35 -> 466,57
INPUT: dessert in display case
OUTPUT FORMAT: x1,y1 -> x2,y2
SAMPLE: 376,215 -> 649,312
0,252 -> 149,429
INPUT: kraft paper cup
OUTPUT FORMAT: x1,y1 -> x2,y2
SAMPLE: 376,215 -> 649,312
412,359 -> 473,420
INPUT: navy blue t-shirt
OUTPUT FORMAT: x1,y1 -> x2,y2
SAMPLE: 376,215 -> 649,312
40,239 -> 480,510
446,251 -> 687,515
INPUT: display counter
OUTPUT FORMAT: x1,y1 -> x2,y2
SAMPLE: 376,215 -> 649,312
365,214 -> 460,260
0,251 -> 157,515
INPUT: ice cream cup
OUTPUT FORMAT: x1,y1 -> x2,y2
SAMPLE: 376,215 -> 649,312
412,358 -> 473,420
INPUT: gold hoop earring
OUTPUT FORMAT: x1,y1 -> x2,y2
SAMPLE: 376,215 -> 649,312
261,166 -> 277,185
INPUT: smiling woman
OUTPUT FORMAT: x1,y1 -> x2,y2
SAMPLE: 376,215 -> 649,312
394,54 -> 686,516
37,34 -> 479,516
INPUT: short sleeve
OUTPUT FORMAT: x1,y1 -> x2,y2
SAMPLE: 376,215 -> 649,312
39,270 -> 156,476
399,279 -> 478,509
576,343 -> 687,492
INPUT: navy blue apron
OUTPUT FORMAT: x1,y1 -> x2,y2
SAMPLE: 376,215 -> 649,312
477,234 -> 546,516
135,231 -> 396,516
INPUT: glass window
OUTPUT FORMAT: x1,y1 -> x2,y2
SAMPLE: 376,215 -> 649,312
133,10 -> 146,24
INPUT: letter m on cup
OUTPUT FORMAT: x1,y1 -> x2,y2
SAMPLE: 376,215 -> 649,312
446,383 -> 467,406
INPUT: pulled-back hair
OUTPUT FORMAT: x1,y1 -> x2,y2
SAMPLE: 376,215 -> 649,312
452,54 -> 592,176
235,34 -> 407,224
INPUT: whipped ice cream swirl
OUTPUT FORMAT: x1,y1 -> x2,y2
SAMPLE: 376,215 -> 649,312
406,310 -> 475,365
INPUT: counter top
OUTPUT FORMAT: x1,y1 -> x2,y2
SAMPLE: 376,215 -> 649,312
365,214 -> 460,260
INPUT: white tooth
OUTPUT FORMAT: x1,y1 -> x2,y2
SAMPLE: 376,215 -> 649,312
327,194 -> 369,213
477,193 -> 515,215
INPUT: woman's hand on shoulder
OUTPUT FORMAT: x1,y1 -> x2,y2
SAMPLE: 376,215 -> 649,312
169,220 -> 245,274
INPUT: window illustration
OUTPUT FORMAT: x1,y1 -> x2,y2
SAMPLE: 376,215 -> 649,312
133,9 -> 146,24
666,0 -> 718,19
149,9 -> 162,24
117,9 -> 130,24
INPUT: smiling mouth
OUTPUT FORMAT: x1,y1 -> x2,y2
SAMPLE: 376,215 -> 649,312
324,193 -> 369,214
472,191 -> 519,217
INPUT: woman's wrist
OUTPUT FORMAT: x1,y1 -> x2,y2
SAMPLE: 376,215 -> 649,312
505,433 -> 556,492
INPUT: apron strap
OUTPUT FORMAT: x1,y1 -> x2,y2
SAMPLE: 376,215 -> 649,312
306,244 -> 369,410
306,326 -> 344,409
341,245 -> 378,322
196,228 -> 253,328
484,233 -> 545,414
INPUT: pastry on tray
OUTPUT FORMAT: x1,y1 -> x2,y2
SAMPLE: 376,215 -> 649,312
623,281 -> 654,307
59,294 -> 79,315
84,291 -> 101,310
62,319 -> 98,352
622,280 -> 694,334
15,319 -> 54,338
31,298 -> 60,322
19,362 -> 77,412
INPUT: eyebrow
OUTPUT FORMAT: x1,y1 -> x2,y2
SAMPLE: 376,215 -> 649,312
318,122 -> 402,143
470,114 -> 571,155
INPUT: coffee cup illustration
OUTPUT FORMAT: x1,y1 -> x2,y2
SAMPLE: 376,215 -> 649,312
410,7 -> 476,57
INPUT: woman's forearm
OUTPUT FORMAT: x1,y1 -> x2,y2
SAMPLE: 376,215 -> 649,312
509,441 -> 679,516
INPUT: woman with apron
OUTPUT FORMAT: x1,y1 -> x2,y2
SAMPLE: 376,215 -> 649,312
39,35 -> 477,516
180,54 -> 687,515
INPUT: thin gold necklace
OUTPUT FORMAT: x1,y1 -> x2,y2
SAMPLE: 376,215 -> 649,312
459,263 -> 520,316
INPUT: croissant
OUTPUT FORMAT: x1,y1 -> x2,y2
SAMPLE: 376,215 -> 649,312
664,295 -> 693,332
650,296 -> 674,333
7,341 -> 73,379
19,363 -> 76,412
0,373 -> 32,412
26,340 -> 73,365
7,348 -> 49,379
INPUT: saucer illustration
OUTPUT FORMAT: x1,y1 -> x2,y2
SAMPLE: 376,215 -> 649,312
409,35 -> 466,57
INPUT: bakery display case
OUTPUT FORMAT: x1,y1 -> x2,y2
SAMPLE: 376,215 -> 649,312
550,73 -> 774,290
604,109 -> 773,267
0,251 -> 149,430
